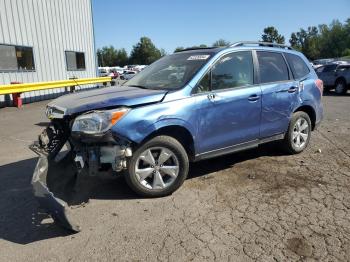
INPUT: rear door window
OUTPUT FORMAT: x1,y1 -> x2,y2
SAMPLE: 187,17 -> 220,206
285,53 -> 310,79
257,51 -> 289,84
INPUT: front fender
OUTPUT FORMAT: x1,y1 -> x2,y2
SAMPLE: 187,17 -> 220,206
112,96 -> 200,145
114,116 -> 196,144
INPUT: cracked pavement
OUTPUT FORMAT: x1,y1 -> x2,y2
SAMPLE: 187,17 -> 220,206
0,93 -> 349,261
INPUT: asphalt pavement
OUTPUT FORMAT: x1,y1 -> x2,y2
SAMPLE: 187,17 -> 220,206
0,91 -> 349,261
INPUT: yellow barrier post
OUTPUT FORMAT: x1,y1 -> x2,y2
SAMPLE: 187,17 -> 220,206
11,81 -> 22,108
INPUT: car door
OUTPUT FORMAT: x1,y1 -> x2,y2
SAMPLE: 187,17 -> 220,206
335,65 -> 350,83
195,51 -> 262,154
257,51 -> 300,138
317,64 -> 337,86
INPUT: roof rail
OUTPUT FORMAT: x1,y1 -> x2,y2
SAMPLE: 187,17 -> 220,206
174,47 -> 218,53
230,41 -> 293,50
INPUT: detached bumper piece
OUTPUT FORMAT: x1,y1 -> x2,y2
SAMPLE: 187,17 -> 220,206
32,151 -> 80,232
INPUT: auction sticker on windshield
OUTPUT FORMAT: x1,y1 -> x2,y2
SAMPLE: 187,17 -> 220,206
187,55 -> 210,60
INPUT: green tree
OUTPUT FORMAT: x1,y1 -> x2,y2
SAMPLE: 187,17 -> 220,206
160,48 -> 167,57
212,39 -> 231,47
318,20 -> 348,58
174,44 -> 208,53
97,46 -> 118,66
115,48 -> 129,67
129,37 -> 162,64
174,46 -> 185,52
261,26 -> 285,44
342,48 -> 350,57
289,32 -> 300,50
289,19 -> 350,60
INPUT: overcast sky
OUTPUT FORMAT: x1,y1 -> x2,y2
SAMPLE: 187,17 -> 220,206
92,0 -> 350,53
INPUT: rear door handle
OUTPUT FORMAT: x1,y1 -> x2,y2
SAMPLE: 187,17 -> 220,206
248,94 -> 260,101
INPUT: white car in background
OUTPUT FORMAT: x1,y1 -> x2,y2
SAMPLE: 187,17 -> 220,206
120,70 -> 137,80
98,68 -> 109,77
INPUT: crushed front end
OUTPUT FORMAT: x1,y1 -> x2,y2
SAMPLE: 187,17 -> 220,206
30,107 -> 133,232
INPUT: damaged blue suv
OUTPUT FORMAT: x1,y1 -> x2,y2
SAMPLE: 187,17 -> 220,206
31,42 -> 323,231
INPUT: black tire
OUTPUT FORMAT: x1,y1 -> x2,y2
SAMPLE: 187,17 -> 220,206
323,86 -> 331,94
335,79 -> 347,95
125,136 -> 189,197
282,111 -> 312,154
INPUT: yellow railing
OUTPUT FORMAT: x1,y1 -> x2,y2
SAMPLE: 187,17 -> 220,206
0,77 -> 112,95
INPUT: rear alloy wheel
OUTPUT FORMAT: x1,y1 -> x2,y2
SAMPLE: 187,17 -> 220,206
282,111 -> 311,154
125,136 -> 189,197
335,79 -> 347,95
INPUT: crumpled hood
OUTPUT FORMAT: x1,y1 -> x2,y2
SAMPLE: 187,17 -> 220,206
48,85 -> 167,115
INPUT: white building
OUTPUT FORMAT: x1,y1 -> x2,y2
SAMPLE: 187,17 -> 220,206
0,0 -> 97,106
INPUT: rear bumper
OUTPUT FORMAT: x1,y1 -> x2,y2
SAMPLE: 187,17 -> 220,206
31,146 -> 80,232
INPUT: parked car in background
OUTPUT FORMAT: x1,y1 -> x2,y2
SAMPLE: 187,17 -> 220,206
133,65 -> 147,72
98,68 -> 108,77
31,41 -> 323,231
115,68 -> 125,75
120,70 -> 137,80
313,58 -> 335,67
316,63 -> 350,94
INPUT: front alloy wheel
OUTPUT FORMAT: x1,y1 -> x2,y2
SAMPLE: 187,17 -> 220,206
125,136 -> 189,197
135,147 -> 179,190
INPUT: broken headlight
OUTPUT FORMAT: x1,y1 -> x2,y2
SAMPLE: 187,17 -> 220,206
71,108 -> 129,135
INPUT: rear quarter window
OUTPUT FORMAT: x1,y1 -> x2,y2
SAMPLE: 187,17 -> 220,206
285,53 -> 310,79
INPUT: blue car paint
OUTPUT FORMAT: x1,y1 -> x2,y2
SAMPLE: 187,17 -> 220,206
48,85 -> 167,115
194,85 -> 262,153
259,80 -> 300,138
55,46 -> 322,160
113,95 -> 200,149
113,46 -> 323,159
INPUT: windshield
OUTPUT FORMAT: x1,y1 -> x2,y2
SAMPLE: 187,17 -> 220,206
123,52 -> 213,90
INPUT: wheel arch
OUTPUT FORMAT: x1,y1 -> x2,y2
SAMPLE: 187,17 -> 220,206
294,105 -> 316,130
139,125 -> 196,161
335,76 -> 347,85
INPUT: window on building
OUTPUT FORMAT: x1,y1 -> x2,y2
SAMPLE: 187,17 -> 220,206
0,44 -> 35,71
65,51 -> 86,70
285,53 -> 310,79
257,51 -> 289,84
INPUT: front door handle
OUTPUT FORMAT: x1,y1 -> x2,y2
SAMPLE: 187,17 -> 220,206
207,93 -> 216,101
248,94 -> 260,101
288,86 -> 298,93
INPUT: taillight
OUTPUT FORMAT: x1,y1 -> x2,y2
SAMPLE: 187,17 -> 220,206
315,79 -> 323,96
